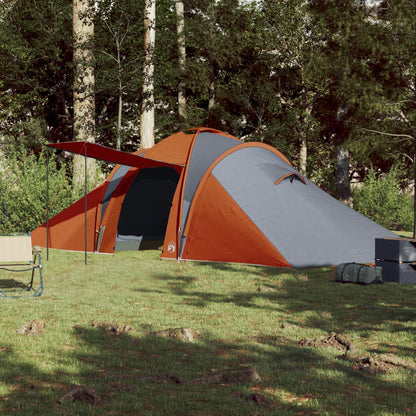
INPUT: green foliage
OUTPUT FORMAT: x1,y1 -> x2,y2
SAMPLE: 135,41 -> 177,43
0,149 -> 74,235
0,0 -> 73,144
352,168 -> 413,231
0,0 -> 415,203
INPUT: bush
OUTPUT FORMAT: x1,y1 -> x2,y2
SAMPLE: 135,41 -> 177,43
352,168 -> 413,231
0,148 -> 74,234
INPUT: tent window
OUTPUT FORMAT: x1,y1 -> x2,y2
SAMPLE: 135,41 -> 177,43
274,173 -> 306,186
116,167 -> 179,249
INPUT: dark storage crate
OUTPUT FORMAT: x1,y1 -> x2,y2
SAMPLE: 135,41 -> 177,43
375,238 -> 416,263
375,260 -> 416,284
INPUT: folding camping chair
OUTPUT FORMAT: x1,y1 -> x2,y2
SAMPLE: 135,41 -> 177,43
0,235 -> 43,298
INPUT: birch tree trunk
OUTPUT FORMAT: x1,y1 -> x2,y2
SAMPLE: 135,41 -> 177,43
298,85 -> 313,175
175,0 -> 187,123
335,143 -> 352,206
140,0 -> 156,149
117,44 -> 123,150
207,1 -> 216,113
299,134 -> 307,176
413,132 -> 416,238
73,0 -> 95,191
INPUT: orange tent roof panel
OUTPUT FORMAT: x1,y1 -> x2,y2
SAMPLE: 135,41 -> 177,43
182,174 -> 290,268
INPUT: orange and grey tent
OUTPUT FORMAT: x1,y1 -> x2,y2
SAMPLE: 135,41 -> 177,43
32,127 -> 396,268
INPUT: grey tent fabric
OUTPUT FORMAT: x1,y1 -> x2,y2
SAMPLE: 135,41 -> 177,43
100,164 -> 131,222
179,132 -> 240,255
212,146 -> 396,267
36,128 -> 397,268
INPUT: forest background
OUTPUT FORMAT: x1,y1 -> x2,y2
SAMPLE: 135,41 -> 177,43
0,0 -> 415,235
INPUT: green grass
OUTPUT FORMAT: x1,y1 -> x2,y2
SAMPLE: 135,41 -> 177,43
1,248 -> 416,415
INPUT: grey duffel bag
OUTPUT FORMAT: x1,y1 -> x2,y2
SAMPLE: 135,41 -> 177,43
335,263 -> 383,285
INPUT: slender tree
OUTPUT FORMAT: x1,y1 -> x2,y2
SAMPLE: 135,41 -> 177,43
260,0 -> 326,174
140,0 -> 156,149
95,0 -> 143,150
73,0 -> 96,190
308,0 -> 384,203
175,0 -> 187,123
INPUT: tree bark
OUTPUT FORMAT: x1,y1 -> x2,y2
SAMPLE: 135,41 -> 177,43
335,143 -> 352,205
117,51 -> 123,150
413,133 -> 416,238
299,134 -> 307,175
175,0 -> 187,123
140,0 -> 156,149
73,0 -> 96,191
298,83 -> 309,175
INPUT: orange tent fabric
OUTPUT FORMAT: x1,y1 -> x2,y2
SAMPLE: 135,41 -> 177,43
32,127 -> 396,268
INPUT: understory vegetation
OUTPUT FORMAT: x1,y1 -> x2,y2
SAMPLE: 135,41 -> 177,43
352,168 -> 414,232
1,152 -> 413,235
0,149 -> 103,235
0,249 -> 415,415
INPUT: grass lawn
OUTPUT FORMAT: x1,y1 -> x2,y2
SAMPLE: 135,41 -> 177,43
1,247 -> 415,415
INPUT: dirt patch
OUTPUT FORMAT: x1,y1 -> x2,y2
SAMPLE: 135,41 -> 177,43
299,332 -> 355,353
74,321 -> 135,335
59,385 -> 100,405
341,353 -> 416,375
299,332 -> 416,375
16,320 -> 45,336
147,327 -> 202,342
246,392 -> 275,408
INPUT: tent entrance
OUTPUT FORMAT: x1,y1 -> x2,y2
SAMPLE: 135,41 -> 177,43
115,167 -> 180,251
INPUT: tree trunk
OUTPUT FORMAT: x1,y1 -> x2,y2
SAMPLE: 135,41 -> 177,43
207,1 -> 216,114
208,81 -> 215,112
140,0 -> 156,149
116,34 -> 123,151
413,133 -> 416,238
117,76 -> 123,150
335,143 -> 352,205
298,83 -> 318,176
73,0 -> 95,191
175,0 -> 187,123
299,134 -> 307,175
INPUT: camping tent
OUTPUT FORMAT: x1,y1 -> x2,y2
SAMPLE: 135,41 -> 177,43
32,127 -> 396,268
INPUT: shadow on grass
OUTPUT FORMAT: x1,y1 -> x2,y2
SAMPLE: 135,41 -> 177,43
1,322 -> 415,415
152,263 -> 416,340
2,261 -> 416,415
0,279 -> 28,289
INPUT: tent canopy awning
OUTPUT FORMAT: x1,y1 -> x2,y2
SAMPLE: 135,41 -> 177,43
47,141 -> 183,168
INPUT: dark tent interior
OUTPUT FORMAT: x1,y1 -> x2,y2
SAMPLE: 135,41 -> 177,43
116,167 -> 180,250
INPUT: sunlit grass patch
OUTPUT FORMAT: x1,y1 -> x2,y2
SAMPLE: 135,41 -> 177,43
0,249 -> 415,415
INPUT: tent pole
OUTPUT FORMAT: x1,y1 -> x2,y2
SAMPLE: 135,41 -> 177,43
46,147 -> 50,261
84,145 -> 87,265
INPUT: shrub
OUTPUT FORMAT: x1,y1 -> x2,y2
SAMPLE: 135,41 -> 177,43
352,168 -> 413,231
0,148 -> 74,234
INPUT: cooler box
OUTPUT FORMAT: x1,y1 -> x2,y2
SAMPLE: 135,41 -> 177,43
375,238 -> 416,284
375,238 -> 416,262
375,260 -> 416,284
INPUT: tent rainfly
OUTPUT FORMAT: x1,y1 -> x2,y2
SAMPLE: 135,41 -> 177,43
32,127 -> 397,268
